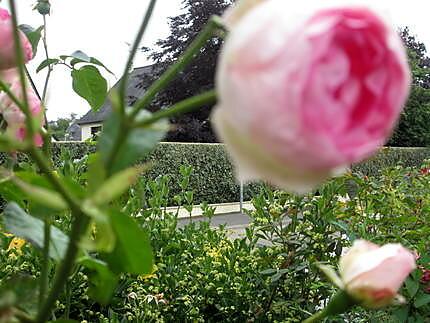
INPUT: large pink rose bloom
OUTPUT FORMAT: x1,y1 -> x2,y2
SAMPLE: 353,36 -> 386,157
212,1 -> 411,192
0,8 -> 33,70
339,240 -> 416,308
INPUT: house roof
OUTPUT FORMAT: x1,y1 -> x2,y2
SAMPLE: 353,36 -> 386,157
77,65 -> 156,125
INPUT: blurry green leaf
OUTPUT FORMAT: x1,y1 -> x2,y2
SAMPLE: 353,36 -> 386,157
2,203 -> 69,261
0,275 -> 39,316
414,293 -> 430,308
103,210 -> 153,275
392,306 -> 409,322
90,165 -> 148,206
260,269 -> 277,275
270,269 -> 289,283
18,25 -> 43,56
99,111 -> 168,174
36,58 -> 59,73
12,177 -> 68,211
405,277 -> 420,298
87,153 -> 106,193
81,203 -> 115,253
79,257 -> 118,305
72,65 -> 107,111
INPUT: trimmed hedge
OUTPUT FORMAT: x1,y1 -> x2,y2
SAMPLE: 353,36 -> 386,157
1,143 -> 430,204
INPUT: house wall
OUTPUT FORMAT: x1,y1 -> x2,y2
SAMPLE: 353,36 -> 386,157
81,123 -> 103,141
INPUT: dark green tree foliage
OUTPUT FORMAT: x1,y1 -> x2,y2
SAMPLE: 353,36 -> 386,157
48,113 -> 78,141
389,28 -> 430,147
141,0 -> 231,142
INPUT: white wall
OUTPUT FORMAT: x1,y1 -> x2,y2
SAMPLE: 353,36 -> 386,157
81,123 -> 103,141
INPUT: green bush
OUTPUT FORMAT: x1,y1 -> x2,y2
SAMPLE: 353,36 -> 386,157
1,143 -> 430,204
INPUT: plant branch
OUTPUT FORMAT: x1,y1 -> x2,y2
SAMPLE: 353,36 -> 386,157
129,15 -> 223,120
118,0 -> 158,117
104,17 -> 222,175
133,90 -> 217,128
39,220 -> 51,308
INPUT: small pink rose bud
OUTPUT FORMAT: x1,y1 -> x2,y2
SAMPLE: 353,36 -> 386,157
339,240 -> 416,308
212,1 -> 411,193
0,8 -> 33,70
0,69 -> 44,147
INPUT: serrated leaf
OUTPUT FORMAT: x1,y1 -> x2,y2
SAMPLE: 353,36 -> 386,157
2,203 -> 69,261
36,58 -> 59,73
72,65 -> 107,111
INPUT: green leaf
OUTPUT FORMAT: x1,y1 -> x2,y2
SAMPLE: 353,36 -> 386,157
72,65 -> 107,111
81,203 -> 116,253
79,257 -> 118,305
36,58 -> 60,73
103,210 -> 153,275
12,177 -> 68,211
414,293 -> 430,308
99,111 -> 168,174
18,25 -> 43,56
392,306 -> 409,323
405,277 -> 420,298
260,269 -> 277,275
90,57 -> 114,75
2,203 -> 69,261
71,50 -> 91,62
0,275 -> 39,316
90,165 -> 147,206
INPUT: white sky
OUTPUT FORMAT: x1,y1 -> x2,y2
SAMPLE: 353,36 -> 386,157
2,0 -> 430,120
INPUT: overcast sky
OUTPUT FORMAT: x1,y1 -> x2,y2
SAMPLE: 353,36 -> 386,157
2,0 -> 430,120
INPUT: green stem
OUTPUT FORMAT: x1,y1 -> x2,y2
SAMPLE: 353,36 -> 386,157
40,14 -> 53,158
302,290 -> 356,323
35,211 -> 89,323
104,17 -> 222,174
133,90 -> 217,128
28,147 -> 81,212
129,15 -> 223,120
8,0 -> 34,141
303,311 -> 325,323
39,220 -> 51,309
118,0 -> 158,117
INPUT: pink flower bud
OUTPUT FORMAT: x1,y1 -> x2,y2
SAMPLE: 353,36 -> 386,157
0,8 -> 33,70
0,69 -> 44,147
339,240 -> 416,308
212,1 -> 411,193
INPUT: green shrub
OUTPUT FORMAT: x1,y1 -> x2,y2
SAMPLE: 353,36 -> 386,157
1,143 -> 430,205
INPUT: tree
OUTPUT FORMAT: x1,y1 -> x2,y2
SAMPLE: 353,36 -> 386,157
389,28 -> 430,147
141,0 -> 232,142
145,6 -> 430,146
48,113 -> 78,141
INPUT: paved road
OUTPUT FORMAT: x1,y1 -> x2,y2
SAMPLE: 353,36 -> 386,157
178,212 -> 252,240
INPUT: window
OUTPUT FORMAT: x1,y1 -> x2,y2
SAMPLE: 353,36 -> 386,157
91,126 -> 102,135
